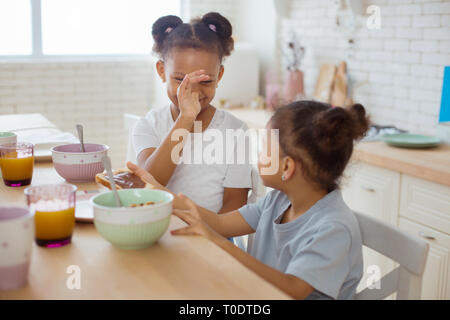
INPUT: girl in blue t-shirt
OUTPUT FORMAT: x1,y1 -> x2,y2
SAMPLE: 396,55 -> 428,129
127,100 -> 370,299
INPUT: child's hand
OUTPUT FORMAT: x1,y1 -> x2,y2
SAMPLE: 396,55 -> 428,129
177,70 -> 209,121
126,161 -> 164,190
171,194 -> 220,241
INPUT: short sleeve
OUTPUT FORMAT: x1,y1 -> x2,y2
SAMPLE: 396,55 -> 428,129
285,222 -> 351,300
238,190 -> 275,231
222,122 -> 253,189
132,113 -> 160,157
223,163 -> 253,189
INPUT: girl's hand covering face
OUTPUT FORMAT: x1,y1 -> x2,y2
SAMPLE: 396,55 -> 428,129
171,194 -> 219,240
177,70 -> 210,120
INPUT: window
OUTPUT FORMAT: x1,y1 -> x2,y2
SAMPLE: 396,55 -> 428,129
0,0 -> 32,55
0,0 -> 180,56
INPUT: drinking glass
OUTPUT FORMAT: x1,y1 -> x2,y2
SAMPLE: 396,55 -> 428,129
0,142 -> 34,187
25,184 -> 77,248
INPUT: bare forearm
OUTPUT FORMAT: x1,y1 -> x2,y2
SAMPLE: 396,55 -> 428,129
142,116 -> 194,186
213,236 -> 314,300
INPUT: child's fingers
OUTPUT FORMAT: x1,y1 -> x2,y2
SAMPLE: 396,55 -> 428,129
187,69 -> 206,77
187,74 -> 209,83
171,226 -> 196,236
126,161 -> 154,182
172,208 -> 196,225
178,193 -> 199,215
192,92 -> 199,102
178,75 -> 190,93
126,161 -> 146,177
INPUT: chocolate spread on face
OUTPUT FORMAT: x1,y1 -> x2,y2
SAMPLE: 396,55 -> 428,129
113,171 -> 145,189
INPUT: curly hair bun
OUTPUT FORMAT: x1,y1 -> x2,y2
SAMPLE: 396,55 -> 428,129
201,12 -> 232,39
152,15 -> 183,54
348,103 -> 370,140
313,104 -> 370,152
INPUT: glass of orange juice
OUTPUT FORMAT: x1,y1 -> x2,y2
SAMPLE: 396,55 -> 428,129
0,142 -> 34,187
24,184 -> 77,248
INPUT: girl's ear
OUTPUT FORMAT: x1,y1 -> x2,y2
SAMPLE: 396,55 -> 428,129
282,156 -> 296,181
156,60 -> 166,83
217,65 -> 225,84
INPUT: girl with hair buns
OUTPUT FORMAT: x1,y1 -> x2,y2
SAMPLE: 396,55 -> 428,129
132,12 -> 252,215
128,100 -> 370,299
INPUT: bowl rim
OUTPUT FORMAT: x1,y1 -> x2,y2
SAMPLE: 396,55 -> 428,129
50,143 -> 110,155
90,188 -> 174,211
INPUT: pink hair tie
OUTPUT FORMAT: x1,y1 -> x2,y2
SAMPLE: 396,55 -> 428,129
165,27 -> 173,33
208,24 -> 216,32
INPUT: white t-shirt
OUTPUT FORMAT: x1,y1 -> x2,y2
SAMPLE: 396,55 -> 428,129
132,106 -> 253,213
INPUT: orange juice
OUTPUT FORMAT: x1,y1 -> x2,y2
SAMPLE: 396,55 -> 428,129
1,148 -> 34,187
34,207 -> 75,240
31,199 -> 75,247
1,155 -> 34,180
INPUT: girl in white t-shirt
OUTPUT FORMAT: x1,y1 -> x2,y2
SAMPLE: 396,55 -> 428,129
132,12 -> 252,213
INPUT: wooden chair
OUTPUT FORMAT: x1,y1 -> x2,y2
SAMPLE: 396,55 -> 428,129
355,212 -> 429,300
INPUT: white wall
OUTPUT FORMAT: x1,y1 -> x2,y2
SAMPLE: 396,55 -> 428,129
0,58 -> 153,167
235,0 -> 279,94
283,0 -> 450,135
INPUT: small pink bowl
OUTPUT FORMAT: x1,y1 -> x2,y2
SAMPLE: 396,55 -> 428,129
50,143 -> 109,183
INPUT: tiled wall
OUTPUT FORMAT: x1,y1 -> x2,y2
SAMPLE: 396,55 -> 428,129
283,0 -> 450,135
0,58 -> 154,167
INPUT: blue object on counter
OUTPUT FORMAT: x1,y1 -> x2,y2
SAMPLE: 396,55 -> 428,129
439,66 -> 450,123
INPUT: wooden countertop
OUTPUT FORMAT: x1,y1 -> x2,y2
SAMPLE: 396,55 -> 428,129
353,141 -> 450,187
0,162 -> 290,300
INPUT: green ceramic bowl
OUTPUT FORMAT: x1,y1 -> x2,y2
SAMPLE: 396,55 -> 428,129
90,189 -> 173,250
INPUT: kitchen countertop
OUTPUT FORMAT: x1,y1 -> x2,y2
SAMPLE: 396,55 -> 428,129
353,141 -> 450,187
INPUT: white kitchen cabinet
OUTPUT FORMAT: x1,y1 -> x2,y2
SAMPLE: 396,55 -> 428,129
342,162 -> 400,226
399,175 -> 450,234
343,163 -> 450,300
398,217 -> 450,300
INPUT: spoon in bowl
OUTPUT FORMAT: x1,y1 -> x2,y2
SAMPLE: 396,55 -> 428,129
101,156 -> 122,207
76,124 -> 85,152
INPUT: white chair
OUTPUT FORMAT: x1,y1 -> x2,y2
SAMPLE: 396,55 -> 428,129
123,113 -> 141,163
355,212 -> 429,300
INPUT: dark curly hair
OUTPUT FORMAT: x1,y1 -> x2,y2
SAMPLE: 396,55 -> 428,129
270,100 -> 370,192
152,12 -> 234,61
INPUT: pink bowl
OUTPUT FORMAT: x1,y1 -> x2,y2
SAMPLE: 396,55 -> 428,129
50,143 -> 109,183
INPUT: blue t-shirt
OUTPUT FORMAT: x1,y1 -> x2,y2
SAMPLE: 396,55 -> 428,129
238,189 -> 363,300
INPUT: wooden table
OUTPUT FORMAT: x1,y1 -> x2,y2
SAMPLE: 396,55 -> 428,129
0,162 -> 289,299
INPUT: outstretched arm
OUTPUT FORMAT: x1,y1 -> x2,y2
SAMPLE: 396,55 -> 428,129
171,197 -> 315,300
127,162 -> 254,238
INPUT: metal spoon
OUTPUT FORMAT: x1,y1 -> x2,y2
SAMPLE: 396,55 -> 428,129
76,124 -> 85,152
101,156 -> 122,207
